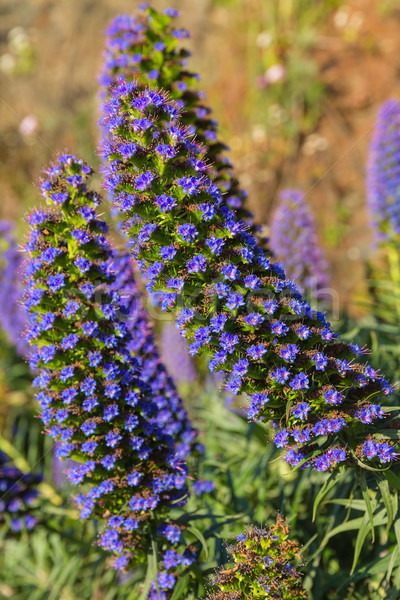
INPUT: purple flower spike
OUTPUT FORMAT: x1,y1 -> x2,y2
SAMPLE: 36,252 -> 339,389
99,4 -> 257,233
24,154 -> 198,574
0,222 -> 29,356
270,190 -> 330,296
101,83 -> 397,472
367,98 -> 400,241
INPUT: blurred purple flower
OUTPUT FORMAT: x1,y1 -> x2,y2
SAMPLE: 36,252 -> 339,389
0,222 -> 29,355
0,450 -> 41,532
110,253 -> 198,456
366,98 -> 400,241
270,190 -> 330,296
160,322 -> 197,386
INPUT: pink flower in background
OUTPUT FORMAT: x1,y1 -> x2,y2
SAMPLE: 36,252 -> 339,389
264,64 -> 286,84
19,114 -> 38,136
257,64 -> 286,89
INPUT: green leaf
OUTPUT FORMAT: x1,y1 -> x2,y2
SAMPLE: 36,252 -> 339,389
170,573 -> 190,600
351,511 -> 374,574
357,470 -> 375,543
386,543 -> 400,586
377,476 -> 396,534
319,508 -> 386,550
312,467 -> 345,521
386,470 -> 400,494
387,518 -> 400,586
187,525 -> 209,558
137,529 -> 159,600
392,562 -> 400,598
0,434 -> 31,473
326,498 -> 367,511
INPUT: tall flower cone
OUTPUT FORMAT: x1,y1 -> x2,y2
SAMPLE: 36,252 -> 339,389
99,5 -> 257,236
0,222 -> 29,356
367,98 -> 400,242
101,83 -> 396,472
270,190 -> 330,297
24,154 -> 197,587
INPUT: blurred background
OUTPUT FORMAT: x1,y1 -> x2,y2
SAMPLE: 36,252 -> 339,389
1,0 -> 400,315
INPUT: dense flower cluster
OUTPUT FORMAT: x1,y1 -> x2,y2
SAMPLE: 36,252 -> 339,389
0,222 -> 29,355
101,82 -> 397,472
109,251 -> 198,456
360,436 -> 396,463
0,451 -> 41,532
24,155 -> 196,582
160,322 -> 196,386
270,190 -> 330,295
366,98 -> 400,241
99,4 -> 256,233
207,516 -> 306,600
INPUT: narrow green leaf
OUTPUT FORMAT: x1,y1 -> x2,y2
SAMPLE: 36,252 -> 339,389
388,517 -> 400,590
377,476 -> 395,534
386,470 -> 400,494
344,553 -> 392,582
0,434 -> 31,473
327,499 -> 367,511
312,467 -> 345,521
386,543 -> 400,586
358,471 -> 375,543
392,563 -> 400,596
187,525 -> 209,559
170,573 -> 190,600
137,530 -> 159,600
177,510 -> 244,524
320,509 -> 386,550
351,512 -> 373,574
